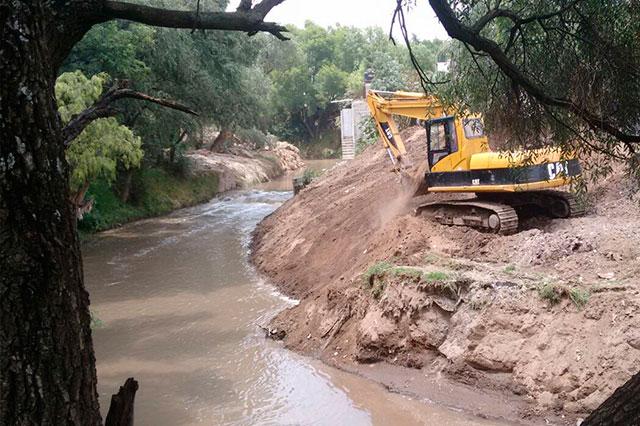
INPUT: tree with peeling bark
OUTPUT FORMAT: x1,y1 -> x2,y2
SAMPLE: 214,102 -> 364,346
0,1 -> 286,424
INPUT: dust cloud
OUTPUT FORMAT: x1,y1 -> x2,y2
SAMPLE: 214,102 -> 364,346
375,159 -> 429,227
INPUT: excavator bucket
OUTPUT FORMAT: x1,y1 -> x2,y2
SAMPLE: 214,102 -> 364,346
413,178 -> 430,196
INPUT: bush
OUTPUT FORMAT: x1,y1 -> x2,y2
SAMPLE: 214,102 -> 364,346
302,168 -> 321,185
537,282 -> 562,304
235,127 -> 270,149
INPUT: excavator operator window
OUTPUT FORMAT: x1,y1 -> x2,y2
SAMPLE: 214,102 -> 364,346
427,117 -> 457,168
463,118 -> 484,138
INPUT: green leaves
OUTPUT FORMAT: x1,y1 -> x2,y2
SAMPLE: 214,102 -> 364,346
56,71 -> 143,192
315,64 -> 349,106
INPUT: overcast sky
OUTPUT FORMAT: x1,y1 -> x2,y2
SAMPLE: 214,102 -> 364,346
227,0 -> 449,40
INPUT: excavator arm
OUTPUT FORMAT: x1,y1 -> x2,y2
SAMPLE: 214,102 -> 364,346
366,90 -> 446,166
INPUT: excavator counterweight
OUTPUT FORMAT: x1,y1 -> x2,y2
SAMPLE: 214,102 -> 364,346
366,90 -> 584,234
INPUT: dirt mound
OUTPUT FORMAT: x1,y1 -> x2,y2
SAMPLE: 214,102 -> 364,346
251,126 -> 640,423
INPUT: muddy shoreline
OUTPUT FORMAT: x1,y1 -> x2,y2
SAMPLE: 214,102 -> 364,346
250,127 -> 640,424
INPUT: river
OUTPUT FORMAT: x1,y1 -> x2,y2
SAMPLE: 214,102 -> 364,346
84,161 -> 498,425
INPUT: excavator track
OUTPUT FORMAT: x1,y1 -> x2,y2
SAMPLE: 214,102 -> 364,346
415,200 -> 519,235
476,190 -> 586,219
535,190 -> 586,218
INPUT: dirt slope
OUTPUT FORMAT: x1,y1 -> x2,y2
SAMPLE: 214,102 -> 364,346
251,127 -> 640,423
187,141 -> 304,192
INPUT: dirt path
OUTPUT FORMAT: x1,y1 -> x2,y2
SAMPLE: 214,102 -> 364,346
250,127 -> 640,423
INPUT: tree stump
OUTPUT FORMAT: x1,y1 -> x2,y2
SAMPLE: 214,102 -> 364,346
105,378 -> 139,426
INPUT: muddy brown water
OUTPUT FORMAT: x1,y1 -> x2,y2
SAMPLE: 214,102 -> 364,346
84,160 -> 500,425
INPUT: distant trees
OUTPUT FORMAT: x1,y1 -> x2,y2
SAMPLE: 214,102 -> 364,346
262,23 -> 446,143
64,13 -> 447,156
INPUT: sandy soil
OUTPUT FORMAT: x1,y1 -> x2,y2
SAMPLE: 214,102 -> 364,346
250,127 -> 640,424
187,141 -> 304,192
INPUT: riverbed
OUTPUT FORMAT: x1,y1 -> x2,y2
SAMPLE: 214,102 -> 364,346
84,162 -> 499,425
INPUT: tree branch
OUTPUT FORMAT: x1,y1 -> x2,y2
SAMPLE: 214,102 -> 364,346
428,0 -> 640,144
62,80 -> 198,147
472,0 -> 583,33
102,0 -> 288,40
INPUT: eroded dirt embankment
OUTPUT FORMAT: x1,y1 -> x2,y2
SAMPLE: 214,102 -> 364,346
187,141 -> 304,192
251,127 -> 640,423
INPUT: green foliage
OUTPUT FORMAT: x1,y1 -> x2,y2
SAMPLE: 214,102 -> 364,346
391,266 -> 423,279
63,21 -> 154,80
79,169 -> 219,232
78,179 -> 146,232
64,14 -> 444,159
362,261 -> 393,299
56,71 -> 143,193
569,288 -> 590,309
429,1 -> 640,177
260,23 -> 442,146
356,116 -> 378,154
503,265 -> 516,274
364,261 -> 394,280
422,271 -> 449,282
302,168 -> 321,185
536,282 -> 590,308
235,127 -> 271,150
537,282 -> 561,305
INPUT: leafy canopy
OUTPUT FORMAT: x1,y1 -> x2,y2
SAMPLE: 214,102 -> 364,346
56,71 -> 143,192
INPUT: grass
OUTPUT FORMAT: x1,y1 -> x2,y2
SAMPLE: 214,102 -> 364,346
391,266 -> 423,279
569,288 -> 590,308
364,261 -> 394,280
422,252 -> 441,264
422,271 -> 449,282
537,282 -> 562,305
537,282 -> 591,308
362,260 -> 457,300
503,265 -> 516,274
362,261 -> 393,299
79,168 -> 219,233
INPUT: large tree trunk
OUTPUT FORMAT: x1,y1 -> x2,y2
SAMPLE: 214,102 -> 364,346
0,4 -> 101,425
1,1 -> 286,424
582,372 -> 640,425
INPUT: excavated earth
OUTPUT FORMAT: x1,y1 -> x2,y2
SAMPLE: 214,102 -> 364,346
250,127 -> 640,424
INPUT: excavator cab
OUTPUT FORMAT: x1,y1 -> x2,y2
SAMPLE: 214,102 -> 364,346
426,117 -> 458,169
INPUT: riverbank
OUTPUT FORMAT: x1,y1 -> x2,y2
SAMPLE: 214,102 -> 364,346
250,127 -> 640,424
84,189 -> 501,425
79,142 -> 304,233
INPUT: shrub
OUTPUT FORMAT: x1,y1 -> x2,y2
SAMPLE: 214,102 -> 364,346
537,282 -> 562,304
569,288 -> 590,308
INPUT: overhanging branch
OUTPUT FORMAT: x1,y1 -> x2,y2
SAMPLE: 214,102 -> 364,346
62,80 -> 198,147
428,0 -> 640,144
102,0 -> 288,40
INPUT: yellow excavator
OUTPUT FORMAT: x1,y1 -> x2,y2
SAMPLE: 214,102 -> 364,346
366,90 -> 584,234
